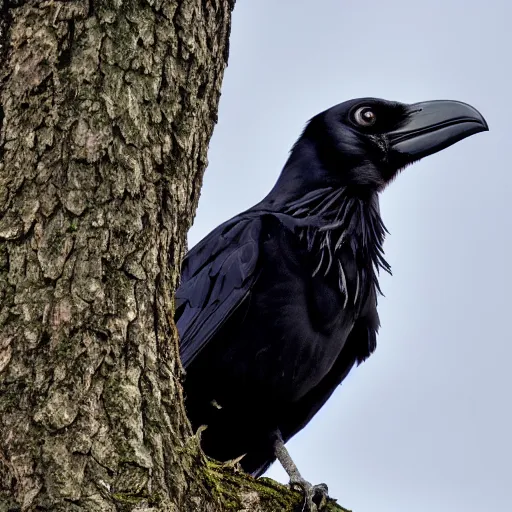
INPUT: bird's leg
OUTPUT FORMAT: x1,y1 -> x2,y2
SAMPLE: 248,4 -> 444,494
272,430 -> 329,511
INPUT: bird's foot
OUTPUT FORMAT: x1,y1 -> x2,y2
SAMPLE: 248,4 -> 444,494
289,476 -> 329,511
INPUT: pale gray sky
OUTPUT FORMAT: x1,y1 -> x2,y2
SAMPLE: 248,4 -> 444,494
188,1 -> 511,511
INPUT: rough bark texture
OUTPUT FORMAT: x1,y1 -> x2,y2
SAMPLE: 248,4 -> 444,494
0,1 -> 348,510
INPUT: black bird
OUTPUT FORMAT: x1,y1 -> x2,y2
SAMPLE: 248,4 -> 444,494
175,98 -> 488,508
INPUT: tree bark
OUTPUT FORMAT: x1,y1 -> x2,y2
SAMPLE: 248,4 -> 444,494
0,1 -> 348,510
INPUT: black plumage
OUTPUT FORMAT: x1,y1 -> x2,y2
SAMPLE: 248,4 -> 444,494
175,98 -> 487,482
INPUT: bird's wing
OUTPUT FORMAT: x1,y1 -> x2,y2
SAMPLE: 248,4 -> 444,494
175,214 -> 264,368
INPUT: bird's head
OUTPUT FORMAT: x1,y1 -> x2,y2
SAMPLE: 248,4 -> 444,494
298,97 -> 488,191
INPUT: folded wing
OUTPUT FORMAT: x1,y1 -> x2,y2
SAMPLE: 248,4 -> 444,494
175,215 -> 263,368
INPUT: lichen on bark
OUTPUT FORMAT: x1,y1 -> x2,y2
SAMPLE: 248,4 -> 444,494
0,1 -> 349,511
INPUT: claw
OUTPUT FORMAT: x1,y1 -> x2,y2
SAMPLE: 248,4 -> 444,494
272,429 -> 331,510
290,476 -> 329,511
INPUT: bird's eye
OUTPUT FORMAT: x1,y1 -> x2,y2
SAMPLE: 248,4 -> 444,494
353,106 -> 377,127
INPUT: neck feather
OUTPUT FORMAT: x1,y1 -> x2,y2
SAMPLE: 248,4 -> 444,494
284,187 -> 391,303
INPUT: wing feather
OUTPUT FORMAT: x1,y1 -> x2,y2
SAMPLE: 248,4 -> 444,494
175,215 -> 263,368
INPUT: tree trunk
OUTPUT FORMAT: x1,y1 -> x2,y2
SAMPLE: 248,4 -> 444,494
0,1 -> 347,510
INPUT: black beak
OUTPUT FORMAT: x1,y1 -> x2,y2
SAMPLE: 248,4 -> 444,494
388,100 -> 488,162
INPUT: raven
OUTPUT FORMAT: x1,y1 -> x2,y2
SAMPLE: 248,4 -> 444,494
175,98 -> 487,508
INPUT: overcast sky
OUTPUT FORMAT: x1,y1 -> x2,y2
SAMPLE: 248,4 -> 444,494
188,1 -> 511,511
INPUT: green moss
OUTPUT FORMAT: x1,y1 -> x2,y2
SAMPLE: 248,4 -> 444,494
68,221 -> 79,232
202,460 -> 350,512
112,492 -> 146,504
